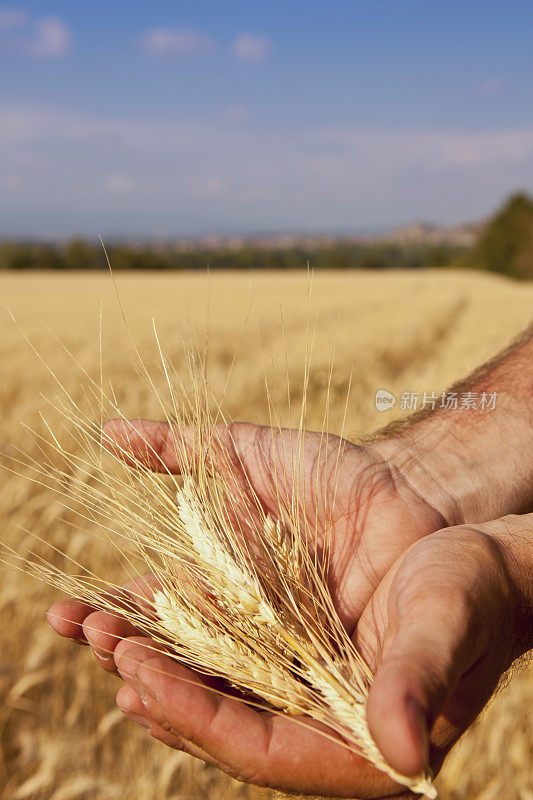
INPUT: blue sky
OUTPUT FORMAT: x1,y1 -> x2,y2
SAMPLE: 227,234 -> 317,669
1,0 -> 532,237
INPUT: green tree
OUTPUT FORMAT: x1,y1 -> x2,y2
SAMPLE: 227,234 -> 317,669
460,192 -> 533,279
63,239 -> 100,270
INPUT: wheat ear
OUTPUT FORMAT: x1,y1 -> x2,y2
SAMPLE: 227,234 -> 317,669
2,334 -> 437,799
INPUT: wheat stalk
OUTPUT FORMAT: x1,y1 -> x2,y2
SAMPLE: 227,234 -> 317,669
2,330 -> 437,799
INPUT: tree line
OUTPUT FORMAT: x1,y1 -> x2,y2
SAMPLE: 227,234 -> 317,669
1,192 -> 531,278
0,239 -> 462,272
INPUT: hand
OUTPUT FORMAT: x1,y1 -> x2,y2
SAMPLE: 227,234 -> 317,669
48,417 -> 454,798
46,325 -> 533,796
49,430 -> 533,796
360,514 -> 533,780
113,515 -> 533,793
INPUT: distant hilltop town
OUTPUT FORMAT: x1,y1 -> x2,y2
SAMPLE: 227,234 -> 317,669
129,220 -> 485,254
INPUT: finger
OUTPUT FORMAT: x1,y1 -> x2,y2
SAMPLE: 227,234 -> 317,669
115,640 -> 240,763
102,418 -> 216,474
101,418 -> 347,548
82,582 -> 166,675
101,418 -> 277,523
83,611 -> 142,674
116,683 -> 152,730
102,418 -> 264,516
114,638 -> 396,797
365,565 -> 484,778
116,683 -> 233,764
47,598 -> 94,642
47,574 -> 158,651
101,417 -> 328,509
116,685 -> 178,745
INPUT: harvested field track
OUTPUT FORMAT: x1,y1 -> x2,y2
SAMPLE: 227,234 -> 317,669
1,269 -> 532,800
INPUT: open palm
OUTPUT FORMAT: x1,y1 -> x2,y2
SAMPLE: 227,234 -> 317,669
48,417 -> 451,798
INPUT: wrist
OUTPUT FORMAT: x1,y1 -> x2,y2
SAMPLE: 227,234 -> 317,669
371,422 -> 483,528
372,401 -> 533,526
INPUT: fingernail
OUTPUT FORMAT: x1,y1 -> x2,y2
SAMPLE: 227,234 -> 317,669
66,636 -> 89,645
93,650 -> 111,663
136,681 -> 157,703
407,697 -> 429,768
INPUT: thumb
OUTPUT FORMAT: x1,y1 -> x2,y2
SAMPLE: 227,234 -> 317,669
365,570 -> 482,778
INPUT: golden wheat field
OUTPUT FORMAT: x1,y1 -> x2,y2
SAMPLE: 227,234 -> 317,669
0,268 -> 532,800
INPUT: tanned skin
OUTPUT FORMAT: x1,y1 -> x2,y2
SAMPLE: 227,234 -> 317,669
48,326 -> 533,798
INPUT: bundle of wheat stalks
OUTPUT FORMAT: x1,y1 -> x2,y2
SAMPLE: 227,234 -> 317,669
3,334 -> 436,800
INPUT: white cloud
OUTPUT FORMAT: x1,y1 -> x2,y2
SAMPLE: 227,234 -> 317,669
25,17 -> 71,57
1,103 -> 533,236
0,9 -> 71,57
232,33 -> 271,63
317,127 -> 533,169
141,27 -> 213,57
